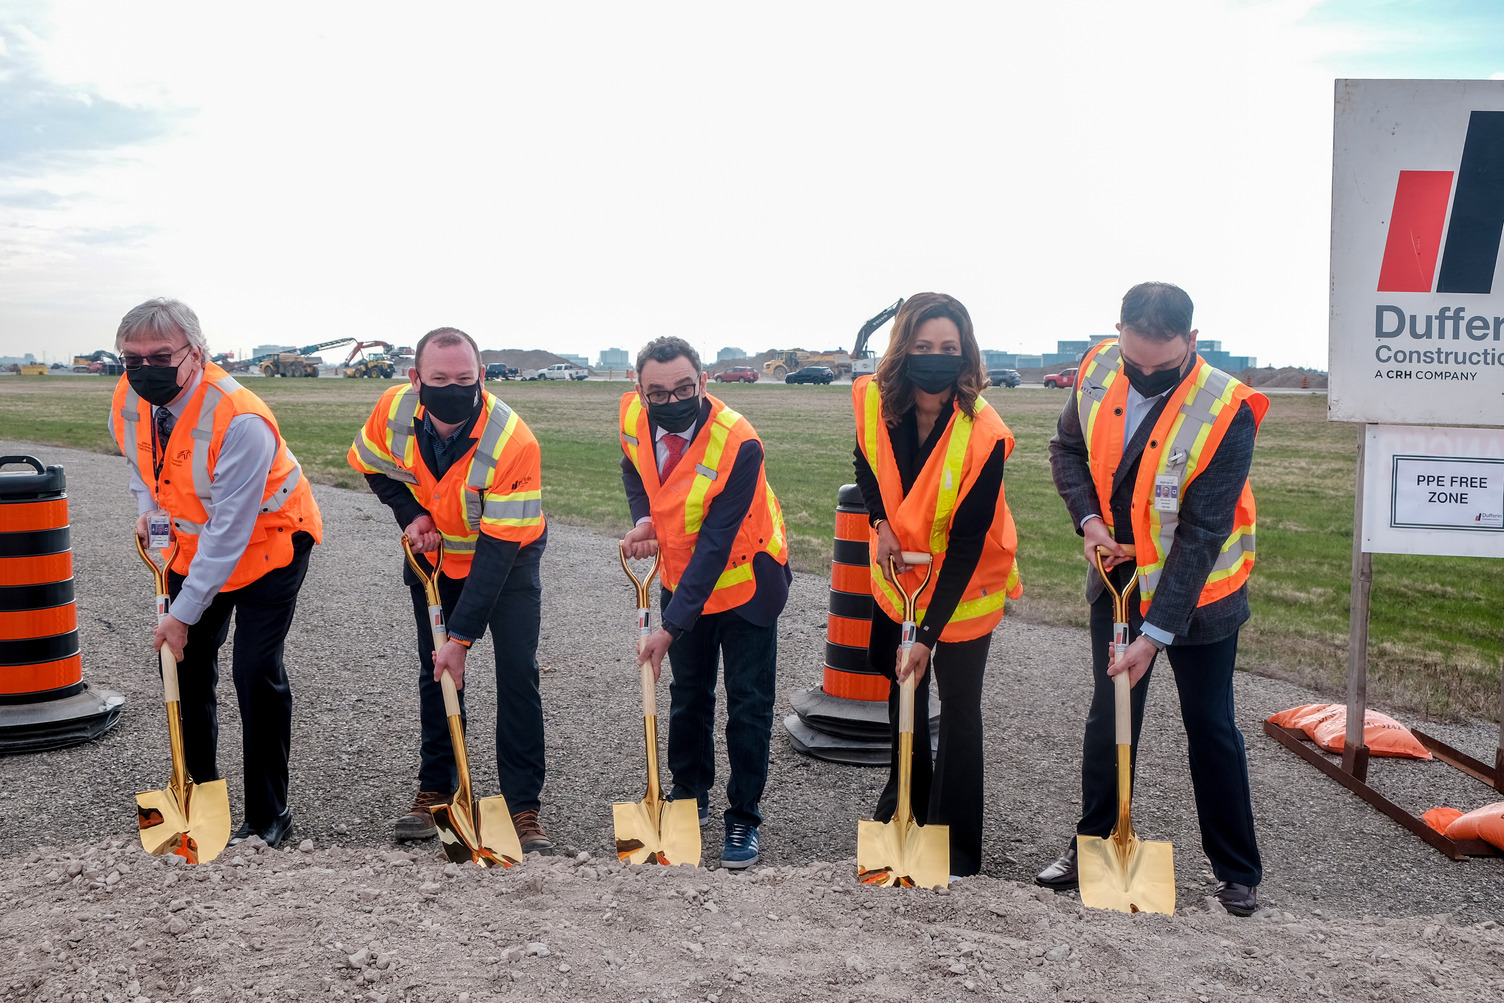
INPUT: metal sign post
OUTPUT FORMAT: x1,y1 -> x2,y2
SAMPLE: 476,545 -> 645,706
1265,78 -> 1504,860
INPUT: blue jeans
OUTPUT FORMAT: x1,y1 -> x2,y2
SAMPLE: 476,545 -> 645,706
409,561 -> 544,810
663,596 -> 777,827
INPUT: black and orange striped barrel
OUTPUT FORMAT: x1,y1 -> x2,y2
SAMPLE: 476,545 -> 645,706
0,456 -> 81,700
824,483 -> 887,701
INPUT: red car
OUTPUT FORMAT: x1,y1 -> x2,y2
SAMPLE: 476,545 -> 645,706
715,366 -> 760,383
1043,367 -> 1078,389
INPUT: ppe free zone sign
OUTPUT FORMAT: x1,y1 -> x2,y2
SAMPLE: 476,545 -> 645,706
1362,424 -> 1504,559
1330,79 -> 1504,425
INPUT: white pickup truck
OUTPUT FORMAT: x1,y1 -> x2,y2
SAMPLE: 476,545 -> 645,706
535,363 -> 589,381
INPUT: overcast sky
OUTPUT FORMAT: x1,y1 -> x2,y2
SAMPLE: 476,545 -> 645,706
2,0 -> 1502,368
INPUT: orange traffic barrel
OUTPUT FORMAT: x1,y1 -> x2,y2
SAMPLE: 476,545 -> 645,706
784,484 -> 937,766
0,455 -> 123,753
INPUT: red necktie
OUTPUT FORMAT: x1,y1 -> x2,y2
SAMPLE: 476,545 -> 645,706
661,433 -> 687,478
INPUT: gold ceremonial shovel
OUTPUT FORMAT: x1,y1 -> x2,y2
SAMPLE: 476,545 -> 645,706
134,535 -> 231,865
857,551 -> 949,889
1077,544 -> 1176,915
403,535 -> 522,868
613,545 -> 701,866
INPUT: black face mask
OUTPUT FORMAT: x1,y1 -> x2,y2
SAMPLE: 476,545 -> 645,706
1122,347 -> 1192,398
419,380 -> 482,424
905,353 -> 965,395
126,364 -> 186,407
648,395 -> 700,434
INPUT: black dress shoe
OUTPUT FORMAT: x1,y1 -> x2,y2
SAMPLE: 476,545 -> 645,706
228,809 -> 294,849
1035,841 -> 1079,889
1215,880 -> 1259,917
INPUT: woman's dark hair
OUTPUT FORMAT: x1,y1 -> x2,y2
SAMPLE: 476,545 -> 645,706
874,292 -> 985,424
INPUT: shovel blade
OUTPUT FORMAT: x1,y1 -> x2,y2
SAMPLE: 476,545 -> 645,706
433,793 -> 522,868
856,817 -> 949,890
613,796 -> 702,867
136,778 -> 231,865
1077,832 -> 1175,915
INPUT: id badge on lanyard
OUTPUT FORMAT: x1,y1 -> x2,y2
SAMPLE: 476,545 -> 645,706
148,408 -> 172,548
1153,475 -> 1180,513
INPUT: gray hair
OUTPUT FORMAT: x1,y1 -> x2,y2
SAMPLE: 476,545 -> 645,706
115,298 -> 210,356
635,336 -> 701,376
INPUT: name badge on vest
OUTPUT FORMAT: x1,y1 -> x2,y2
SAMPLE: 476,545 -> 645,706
1153,475 -> 1180,512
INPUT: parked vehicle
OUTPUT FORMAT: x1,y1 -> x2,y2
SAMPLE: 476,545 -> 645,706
715,366 -> 760,383
987,368 -> 1022,388
540,363 -> 589,381
1043,367 -> 1078,389
785,366 -> 836,385
485,363 -> 520,380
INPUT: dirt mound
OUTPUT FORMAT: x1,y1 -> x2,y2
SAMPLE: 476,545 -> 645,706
8,836 -> 1501,1002
480,349 -> 586,372
1238,366 -> 1327,389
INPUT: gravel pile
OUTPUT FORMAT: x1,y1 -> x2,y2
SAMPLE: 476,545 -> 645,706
5,838 -> 1502,1002
3,439 -> 1503,999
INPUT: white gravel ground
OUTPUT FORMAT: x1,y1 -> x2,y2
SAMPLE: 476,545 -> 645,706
3,439 -> 1503,1002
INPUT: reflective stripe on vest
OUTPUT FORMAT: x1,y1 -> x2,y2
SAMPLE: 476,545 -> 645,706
684,407 -> 741,536
1136,362 -> 1254,600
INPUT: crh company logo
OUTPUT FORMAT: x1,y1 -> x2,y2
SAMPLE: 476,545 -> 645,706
1378,110 -> 1504,294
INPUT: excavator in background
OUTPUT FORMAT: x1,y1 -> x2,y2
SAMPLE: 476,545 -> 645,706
759,298 -> 904,380
72,350 -> 124,375
256,338 -> 355,378
339,340 -> 399,378
849,298 -> 904,377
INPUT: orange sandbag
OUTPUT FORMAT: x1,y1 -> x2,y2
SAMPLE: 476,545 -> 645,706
1444,802 -> 1504,847
1423,807 -> 1463,835
1267,703 -> 1334,734
1311,707 -> 1432,759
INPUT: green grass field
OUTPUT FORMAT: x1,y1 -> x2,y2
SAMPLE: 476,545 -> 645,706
3,373 -> 1499,720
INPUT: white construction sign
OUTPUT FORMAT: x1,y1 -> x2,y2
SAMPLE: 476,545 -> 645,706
1330,79 -> 1504,426
1362,423 -> 1504,558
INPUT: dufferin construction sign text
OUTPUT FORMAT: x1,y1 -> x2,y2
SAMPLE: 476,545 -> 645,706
1330,79 -> 1504,425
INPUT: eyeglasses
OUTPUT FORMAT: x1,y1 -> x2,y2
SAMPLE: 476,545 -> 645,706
122,344 -> 192,370
642,383 -> 699,406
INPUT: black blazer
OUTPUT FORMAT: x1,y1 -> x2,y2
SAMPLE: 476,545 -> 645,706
1048,367 -> 1257,646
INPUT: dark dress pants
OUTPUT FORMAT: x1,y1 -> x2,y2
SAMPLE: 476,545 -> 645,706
869,610 -> 991,877
168,531 -> 314,829
1078,577 -> 1263,886
408,560 -> 544,810
663,597 -> 777,828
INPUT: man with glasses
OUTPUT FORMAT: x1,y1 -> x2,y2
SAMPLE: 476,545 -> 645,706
1037,282 -> 1268,916
108,297 -> 322,848
618,337 -> 790,868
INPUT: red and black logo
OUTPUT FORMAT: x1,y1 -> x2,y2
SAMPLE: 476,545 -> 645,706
1378,110 -> 1504,294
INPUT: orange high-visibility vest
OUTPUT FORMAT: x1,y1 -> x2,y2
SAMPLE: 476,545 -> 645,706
618,392 -> 787,614
852,375 -> 1022,642
111,361 -> 323,590
1075,339 -> 1268,612
348,384 -> 545,579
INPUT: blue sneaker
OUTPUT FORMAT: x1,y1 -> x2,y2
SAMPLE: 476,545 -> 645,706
721,822 -> 760,869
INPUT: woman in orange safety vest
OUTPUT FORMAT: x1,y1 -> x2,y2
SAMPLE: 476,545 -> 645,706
851,292 -> 1022,879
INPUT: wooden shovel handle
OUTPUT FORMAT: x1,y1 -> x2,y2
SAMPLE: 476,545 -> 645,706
161,644 -> 180,704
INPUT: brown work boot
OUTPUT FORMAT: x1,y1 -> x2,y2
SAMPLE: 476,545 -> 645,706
511,808 -> 554,855
393,791 -> 443,841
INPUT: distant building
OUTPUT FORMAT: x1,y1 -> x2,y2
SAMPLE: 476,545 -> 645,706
0,353 -> 36,367
717,346 -> 747,362
560,354 -> 589,368
598,348 -> 629,369
983,333 -> 1253,372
